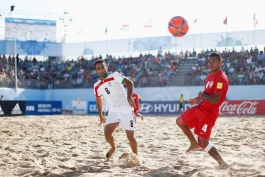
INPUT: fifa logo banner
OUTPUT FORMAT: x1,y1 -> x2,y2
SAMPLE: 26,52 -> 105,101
0,101 -> 26,116
25,101 -> 62,115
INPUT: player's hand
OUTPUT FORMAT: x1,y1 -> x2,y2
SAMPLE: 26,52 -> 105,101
100,116 -> 106,124
188,98 -> 198,104
127,97 -> 136,108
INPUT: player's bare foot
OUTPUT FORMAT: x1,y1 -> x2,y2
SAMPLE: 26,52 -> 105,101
219,162 -> 229,170
186,142 -> 200,153
106,148 -> 115,160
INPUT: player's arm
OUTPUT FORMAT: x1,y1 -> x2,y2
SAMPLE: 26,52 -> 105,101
198,91 -> 222,105
123,78 -> 136,107
96,96 -> 106,123
199,76 -> 228,104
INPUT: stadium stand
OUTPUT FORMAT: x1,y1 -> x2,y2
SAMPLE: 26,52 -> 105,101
0,47 -> 265,89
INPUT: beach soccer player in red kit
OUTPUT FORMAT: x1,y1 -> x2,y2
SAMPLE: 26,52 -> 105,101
176,52 -> 229,169
132,92 -> 144,122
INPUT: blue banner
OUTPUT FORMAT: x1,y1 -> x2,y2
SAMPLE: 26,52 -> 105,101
140,101 -> 194,114
25,101 -> 62,115
0,41 -> 6,54
5,18 -> 56,26
88,101 -> 98,114
4,40 -> 62,56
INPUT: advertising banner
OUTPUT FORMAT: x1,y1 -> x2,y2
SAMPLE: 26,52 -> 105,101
0,101 -> 26,116
88,101 -> 98,114
87,100 -> 265,115
25,101 -> 62,115
71,100 -> 87,115
219,100 -> 265,115
139,101 -> 191,114
140,100 -> 265,115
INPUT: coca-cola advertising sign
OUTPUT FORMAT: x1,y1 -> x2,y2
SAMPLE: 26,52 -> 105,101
219,100 -> 265,115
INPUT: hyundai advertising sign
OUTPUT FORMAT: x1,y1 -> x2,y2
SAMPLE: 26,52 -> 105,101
25,101 -> 62,115
140,101 -> 193,114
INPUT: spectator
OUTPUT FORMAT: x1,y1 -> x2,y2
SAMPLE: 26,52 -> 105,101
254,46 -> 259,54
76,75 -> 83,88
257,71 -> 264,84
240,46 -> 245,53
191,64 -> 197,72
158,47 -> 163,57
47,78 -> 53,89
192,49 -> 196,59
231,71 -> 238,85
200,72 -> 207,85
243,70 -> 250,85
237,69 -> 244,85
257,53 -> 264,65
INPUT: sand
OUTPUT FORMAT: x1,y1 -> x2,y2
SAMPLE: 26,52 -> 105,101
0,115 -> 265,177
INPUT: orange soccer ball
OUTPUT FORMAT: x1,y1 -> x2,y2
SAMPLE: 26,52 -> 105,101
168,16 -> 189,37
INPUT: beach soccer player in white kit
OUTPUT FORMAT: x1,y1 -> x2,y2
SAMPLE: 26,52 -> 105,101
94,59 -> 137,160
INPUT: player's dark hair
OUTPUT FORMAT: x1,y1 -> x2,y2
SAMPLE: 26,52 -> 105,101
209,52 -> 221,61
94,59 -> 106,69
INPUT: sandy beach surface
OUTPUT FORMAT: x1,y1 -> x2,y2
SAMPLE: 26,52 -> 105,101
0,115 -> 265,177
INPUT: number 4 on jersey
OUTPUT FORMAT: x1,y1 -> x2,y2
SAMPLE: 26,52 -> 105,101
202,124 -> 208,132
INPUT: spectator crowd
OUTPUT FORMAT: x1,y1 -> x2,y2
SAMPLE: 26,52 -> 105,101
184,46 -> 265,86
0,45 -> 265,89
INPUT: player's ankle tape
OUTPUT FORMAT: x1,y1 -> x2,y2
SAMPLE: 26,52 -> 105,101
204,143 -> 213,152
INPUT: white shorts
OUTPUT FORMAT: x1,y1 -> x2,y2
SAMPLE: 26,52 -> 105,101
105,108 -> 135,130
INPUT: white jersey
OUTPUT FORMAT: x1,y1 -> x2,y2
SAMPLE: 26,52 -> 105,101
94,72 -> 131,111
101,96 -> 109,112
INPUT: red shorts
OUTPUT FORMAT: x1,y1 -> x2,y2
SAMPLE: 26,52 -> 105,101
180,105 -> 217,139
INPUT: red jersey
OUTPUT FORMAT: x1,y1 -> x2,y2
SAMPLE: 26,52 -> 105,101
132,93 -> 140,105
200,70 -> 228,116
132,92 -> 141,110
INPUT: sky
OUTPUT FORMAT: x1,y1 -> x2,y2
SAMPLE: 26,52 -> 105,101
0,0 -> 265,43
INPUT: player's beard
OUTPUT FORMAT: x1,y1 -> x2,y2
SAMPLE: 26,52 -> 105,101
100,71 -> 108,80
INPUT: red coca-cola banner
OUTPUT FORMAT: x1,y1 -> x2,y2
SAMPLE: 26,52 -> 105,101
219,100 -> 265,115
